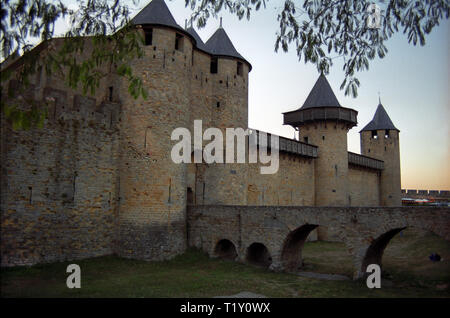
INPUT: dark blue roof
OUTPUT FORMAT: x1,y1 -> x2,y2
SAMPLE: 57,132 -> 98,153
131,0 -> 184,32
186,27 -> 208,52
360,103 -> 399,132
301,74 -> 341,109
132,1 -> 251,69
283,74 -> 358,127
205,27 -> 245,60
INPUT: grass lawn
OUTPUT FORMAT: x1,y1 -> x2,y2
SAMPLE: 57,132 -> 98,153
1,228 -> 449,298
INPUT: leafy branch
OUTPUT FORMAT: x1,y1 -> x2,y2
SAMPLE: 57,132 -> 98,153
185,0 -> 449,97
1,0 -> 146,129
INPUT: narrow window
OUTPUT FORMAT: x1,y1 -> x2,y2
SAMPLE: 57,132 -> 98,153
371,130 -> 378,139
108,86 -> 113,102
175,33 -> 184,51
216,102 -> 221,108
36,66 -> 42,86
385,129 -> 390,138
187,187 -> 194,205
144,28 -> 153,45
237,61 -> 243,76
304,136 -> 308,144
210,57 -> 218,74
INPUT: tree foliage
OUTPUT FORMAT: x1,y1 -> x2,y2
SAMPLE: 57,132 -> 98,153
1,0 -> 449,129
186,0 -> 449,97
1,0 -> 146,129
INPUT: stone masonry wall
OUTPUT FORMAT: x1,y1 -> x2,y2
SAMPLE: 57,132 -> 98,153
246,152 -> 315,206
1,96 -> 120,267
348,166 -> 380,206
299,121 -> 350,206
116,27 -> 193,260
1,37 -> 122,267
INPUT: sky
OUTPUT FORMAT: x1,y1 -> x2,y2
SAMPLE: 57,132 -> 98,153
53,0 -> 449,190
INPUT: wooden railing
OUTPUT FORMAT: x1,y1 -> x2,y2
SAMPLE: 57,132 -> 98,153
249,129 -> 318,158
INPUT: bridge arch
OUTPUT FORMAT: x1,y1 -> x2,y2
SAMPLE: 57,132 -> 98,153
358,223 -> 450,279
361,227 -> 406,274
246,242 -> 272,268
281,224 -> 318,272
214,239 -> 238,260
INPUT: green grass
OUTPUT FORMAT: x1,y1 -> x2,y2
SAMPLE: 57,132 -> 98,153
1,228 -> 449,298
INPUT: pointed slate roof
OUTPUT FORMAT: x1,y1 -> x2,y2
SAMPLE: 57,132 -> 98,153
360,103 -> 399,132
186,26 -> 208,52
283,74 -> 358,128
301,74 -> 341,109
131,0 -> 184,32
205,27 -> 245,60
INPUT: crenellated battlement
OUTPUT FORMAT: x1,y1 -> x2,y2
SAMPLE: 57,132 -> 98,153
3,82 -> 121,131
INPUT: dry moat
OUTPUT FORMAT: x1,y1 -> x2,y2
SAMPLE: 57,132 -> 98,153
1,228 -> 449,298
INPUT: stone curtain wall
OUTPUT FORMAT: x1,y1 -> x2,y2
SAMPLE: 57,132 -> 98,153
1,97 -> 120,267
348,166 -> 380,206
187,205 -> 450,279
1,37 -> 123,267
246,153 -> 316,206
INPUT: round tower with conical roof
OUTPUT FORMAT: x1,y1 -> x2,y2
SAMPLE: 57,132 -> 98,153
116,0 -> 253,260
117,0 -> 198,260
188,20 -> 251,205
283,74 -> 358,207
360,101 -> 401,206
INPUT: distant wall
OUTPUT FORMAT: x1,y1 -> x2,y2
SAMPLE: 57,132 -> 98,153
402,189 -> 450,200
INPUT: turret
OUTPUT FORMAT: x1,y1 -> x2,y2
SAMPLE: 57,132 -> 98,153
204,20 -> 251,129
360,101 -> 401,206
189,20 -> 251,205
283,74 -> 358,206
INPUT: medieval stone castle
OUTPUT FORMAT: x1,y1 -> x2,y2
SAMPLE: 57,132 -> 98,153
1,0 -> 405,268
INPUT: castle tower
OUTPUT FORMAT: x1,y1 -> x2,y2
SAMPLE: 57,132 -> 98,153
360,101 -> 401,206
204,20 -> 251,129
283,74 -> 358,206
116,0 -> 197,260
188,21 -> 251,205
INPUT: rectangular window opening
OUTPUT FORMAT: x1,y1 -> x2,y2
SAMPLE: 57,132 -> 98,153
175,33 -> 184,51
108,87 -> 113,102
371,130 -> 378,139
210,57 -> 218,74
237,61 -> 243,76
385,129 -> 390,138
144,28 -> 153,46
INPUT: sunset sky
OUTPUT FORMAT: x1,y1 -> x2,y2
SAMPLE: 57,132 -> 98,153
55,0 -> 450,190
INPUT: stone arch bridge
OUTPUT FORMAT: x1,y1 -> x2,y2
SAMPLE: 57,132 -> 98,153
187,205 -> 450,279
